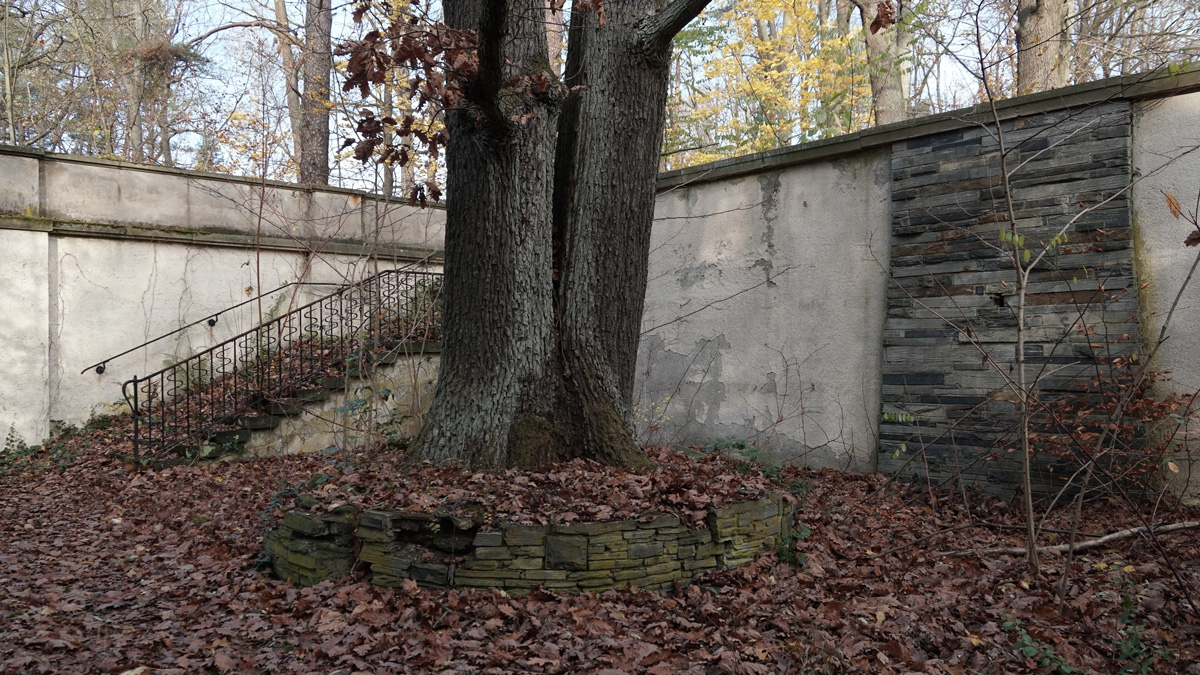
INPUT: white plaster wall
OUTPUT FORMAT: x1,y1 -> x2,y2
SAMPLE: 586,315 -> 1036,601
0,149 -> 445,443
0,230 -> 50,445
50,239 -> 308,422
637,150 -> 892,470
46,239 -> 434,431
1132,91 -> 1200,501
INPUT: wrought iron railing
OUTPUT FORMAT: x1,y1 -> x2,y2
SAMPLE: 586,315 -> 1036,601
121,269 -> 443,461
82,281 -> 346,376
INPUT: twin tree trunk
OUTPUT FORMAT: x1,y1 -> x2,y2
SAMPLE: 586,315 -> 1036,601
412,0 -> 710,469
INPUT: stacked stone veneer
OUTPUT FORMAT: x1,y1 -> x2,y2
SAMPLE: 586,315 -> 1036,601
877,101 -> 1138,495
265,493 -> 793,594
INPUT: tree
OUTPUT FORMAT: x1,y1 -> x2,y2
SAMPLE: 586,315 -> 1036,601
1015,0 -> 1071,94
1070,0 -> 1200,83
343,0 -> 711,468
661,1 -> 874,169
849,0 -> 910,125
0,0 -> 207,162
299,0 -> 332,184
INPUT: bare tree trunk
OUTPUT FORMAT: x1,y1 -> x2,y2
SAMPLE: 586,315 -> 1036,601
549,0 -> 703,465
299,0 -> 331,184
412,0 -> 560,468
381,79 -> 395,198
108,0 -> 144,161
855,0 -> 910,126
1016,0 -> 1072,94
546,3 -> 564,76
2,3 -> 16,144
157,103 -> 172,166
273,0 -> 303,164
836,0 -> 853,36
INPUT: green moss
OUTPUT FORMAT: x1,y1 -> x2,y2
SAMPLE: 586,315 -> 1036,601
508,413 -> 564,470
585,398 -> 653,470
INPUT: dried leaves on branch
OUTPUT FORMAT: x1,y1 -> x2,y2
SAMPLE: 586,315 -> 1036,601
334,3 -> 474,205
1,423 -> 1198,673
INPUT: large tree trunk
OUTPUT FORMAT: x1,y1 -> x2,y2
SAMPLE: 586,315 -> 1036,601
412,0 -> 710,469
550,0 -> 703,465
411,0 -> 561,468
1015,0 -> 1072,94
299,0 -> 331,184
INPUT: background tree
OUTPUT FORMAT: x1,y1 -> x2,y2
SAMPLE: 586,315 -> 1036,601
299,0 -> 331,184
1015,0 -> 1071,93
661,0 -> 874,169
849,0 -> 910,125
0,0 -> 202,162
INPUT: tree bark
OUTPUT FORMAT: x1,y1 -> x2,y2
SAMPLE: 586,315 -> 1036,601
412,0 -> 711,469
550,0 -> 704,464
855,0 -> 910,126
411,0 -> 561,468
299,0 -> 331,184
273,0 -> 304,165
1015,0 -> 1072,95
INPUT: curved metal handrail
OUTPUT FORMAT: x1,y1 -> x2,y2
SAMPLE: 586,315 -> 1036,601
81,281 -> 344,375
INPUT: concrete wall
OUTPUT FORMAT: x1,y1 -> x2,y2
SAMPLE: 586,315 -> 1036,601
637,152 -> 891,470
0,149 -> 443,445
0,148 -> 444,251
0,229 -> 50,445
1132,91 -> 1200,501
3,73 -> 1199,492
638,72 -> 1200,484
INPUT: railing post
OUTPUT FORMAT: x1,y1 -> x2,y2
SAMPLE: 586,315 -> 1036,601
129,376 -> 140,465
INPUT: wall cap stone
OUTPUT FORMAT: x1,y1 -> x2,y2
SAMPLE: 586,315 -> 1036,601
656,69 -> 1200,191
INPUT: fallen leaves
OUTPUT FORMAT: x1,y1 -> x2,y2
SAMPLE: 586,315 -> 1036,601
0,425 -> 1197,673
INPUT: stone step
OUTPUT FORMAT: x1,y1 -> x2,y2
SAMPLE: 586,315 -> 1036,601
237,415 -> 284,430
208,428 -> 252,445
292,387 -> 329,402
267,401 -> 305,416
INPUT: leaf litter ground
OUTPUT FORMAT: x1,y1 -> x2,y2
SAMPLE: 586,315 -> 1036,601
1,420 -> 1198,673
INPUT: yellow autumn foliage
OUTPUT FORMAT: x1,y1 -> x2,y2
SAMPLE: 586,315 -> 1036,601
663,0 -> 874,170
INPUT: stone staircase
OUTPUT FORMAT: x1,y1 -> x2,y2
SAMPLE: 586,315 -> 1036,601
120,269 -> 443,465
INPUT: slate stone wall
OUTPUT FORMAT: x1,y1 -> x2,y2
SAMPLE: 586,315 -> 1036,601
265,494 -> 794,594
876,101 -> 1138,495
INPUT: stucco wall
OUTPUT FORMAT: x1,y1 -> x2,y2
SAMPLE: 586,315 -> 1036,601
637,151 -> 891,470
1132,91 -> 1200,500
1,230 -> 50,444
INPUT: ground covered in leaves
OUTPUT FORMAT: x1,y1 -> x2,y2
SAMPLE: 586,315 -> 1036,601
1,421 -> 1199,674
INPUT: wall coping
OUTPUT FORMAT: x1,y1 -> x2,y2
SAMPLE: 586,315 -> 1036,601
0,215 -> 442,261
655,68 -> 1200,191
3,69 -> 1196,207
0,142 -> 447,210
